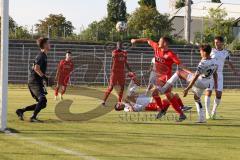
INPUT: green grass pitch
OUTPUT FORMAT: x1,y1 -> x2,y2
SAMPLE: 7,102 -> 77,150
1,85 -> 240,160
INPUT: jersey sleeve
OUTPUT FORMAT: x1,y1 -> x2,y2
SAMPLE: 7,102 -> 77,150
196,62 -> 204,74
225,51 -> 231,62
170,51 -> 181,65
148,40 -> 158,50
35,55 -> 43,66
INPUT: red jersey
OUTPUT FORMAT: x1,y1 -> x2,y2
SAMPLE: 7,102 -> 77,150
58,59 -> 74,76
111,49 -> 127,75
148,40 -> 181,82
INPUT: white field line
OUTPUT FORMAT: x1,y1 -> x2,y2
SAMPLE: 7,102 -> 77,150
6,132 -> 97,160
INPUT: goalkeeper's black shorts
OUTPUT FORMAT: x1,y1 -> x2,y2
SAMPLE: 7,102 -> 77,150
28,82 -> 48,102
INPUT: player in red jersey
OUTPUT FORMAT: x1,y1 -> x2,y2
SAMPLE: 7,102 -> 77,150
55,50 -> 74,100
102,42 -> 132,106
131,37 -> 187,121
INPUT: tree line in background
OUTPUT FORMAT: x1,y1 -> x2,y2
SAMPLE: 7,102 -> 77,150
3,0 -> 240,50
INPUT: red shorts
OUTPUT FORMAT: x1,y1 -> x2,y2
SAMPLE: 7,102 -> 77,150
110,74 -> 125,86
145,99 -> 170,111
58,75 -> 70,86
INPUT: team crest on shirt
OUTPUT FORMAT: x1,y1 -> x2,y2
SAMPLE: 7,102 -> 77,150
163,54 -> 169,59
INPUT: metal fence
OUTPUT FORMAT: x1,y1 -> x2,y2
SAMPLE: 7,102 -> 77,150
8,42 -> 240,89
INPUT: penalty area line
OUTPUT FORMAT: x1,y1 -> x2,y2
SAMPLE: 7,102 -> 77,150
6,132 -> 97,160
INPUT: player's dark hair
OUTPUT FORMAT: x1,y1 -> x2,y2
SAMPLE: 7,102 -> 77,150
199,44 -> 212,55
116,41 -> 122,50
214,36 -> 224,42
66,50 -> 72,54
37,37 -> 49,49
161,36 -> 172,45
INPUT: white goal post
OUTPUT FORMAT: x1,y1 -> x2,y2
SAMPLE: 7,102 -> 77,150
0,0 -> 9,131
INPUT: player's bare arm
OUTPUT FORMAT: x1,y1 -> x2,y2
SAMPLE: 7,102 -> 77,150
125,62 -> 132,72
34,64 -> 44,77
227,60 -> 239,76
183,73 -> 200,97
55,63 -> 60,81
131,38 -> 150,44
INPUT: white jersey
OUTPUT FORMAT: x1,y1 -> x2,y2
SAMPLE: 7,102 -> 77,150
210,49 -> 230,73
124,94 -> 151,112
197,58 -> 218,79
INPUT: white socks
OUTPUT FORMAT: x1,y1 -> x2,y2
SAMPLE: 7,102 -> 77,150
161,72 -> 179,93
212,98 -> 221,115
195,100 -> 205,122
205,96 -> 211,117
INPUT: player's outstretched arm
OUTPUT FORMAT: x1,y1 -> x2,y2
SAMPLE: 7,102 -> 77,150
131,38 -> 150,44
125,62 -> 132,72
183,73 -> 200,97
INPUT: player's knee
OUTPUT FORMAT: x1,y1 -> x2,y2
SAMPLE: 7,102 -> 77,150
216,91 -> 222,99
205,90 -> 212,97
194,94 -> 200,101
165,92 -> 173,100
152,89 -> 159,97
39,96 -> 47,109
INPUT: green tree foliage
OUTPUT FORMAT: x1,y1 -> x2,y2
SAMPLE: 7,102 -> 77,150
175,0 -> 185,9
107,0 -> 127,23
212,0 -> 221,3
194,8 -> 234,44
80,18 -> 115,41
0,17 -> 30,39
138,0 -> 156,8
35,14 -> 75,39
128,6 -> 173,40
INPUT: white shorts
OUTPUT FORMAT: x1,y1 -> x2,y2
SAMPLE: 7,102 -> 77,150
148,71 -> 156,85
187,73 -> 211,98
206,72 -> 223,92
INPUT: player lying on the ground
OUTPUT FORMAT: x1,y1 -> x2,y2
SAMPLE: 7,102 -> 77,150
102,41 -> 133,106
54,50 -> 74,100
205,36 -> 239,120
114,73 -> 190,122
131,37 -> 187,121
16,37 -> 50,122
160,44 -> 218,123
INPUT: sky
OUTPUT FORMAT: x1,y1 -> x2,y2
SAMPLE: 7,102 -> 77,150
10,0 -> 240,32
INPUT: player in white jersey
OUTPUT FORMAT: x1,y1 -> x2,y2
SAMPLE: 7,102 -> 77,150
205,36 -> 239,120
160,44 -> 218,123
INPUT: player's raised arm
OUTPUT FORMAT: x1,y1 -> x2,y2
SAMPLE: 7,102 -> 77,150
131,38 -> 150,44
183,72 -> 200,97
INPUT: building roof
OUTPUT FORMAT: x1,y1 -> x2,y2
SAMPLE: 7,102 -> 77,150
171,1 -> 240,20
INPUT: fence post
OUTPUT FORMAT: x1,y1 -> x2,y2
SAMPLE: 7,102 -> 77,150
140,53 -> 143,85
27,49 -> 31,83
22,44 -> 25,61
53,44 -> 56,62
103,50 -> 107,86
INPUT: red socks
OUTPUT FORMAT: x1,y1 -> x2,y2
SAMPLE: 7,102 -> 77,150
168,95 -> 184,115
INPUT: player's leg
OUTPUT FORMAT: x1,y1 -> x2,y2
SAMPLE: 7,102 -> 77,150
118,85 -> 125,103
60,85 -> 67,100
16,84 -> 39,121
102,85 -> 114,105
211,91 -> 222,119
54,83 -> 60,100
193,87 -> 205,123
205,90 -> 212,119
174,93 -> 192,112
211,74 -> 223,119
161,70 -> 190,94
165,92 -> 187,122
30,84 -> 48,122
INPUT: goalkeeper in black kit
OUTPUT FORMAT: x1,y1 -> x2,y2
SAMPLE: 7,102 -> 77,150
16,37 -> 50,122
